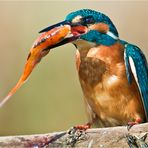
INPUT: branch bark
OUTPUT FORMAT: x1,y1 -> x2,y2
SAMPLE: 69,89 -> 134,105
0,123 -> 148,147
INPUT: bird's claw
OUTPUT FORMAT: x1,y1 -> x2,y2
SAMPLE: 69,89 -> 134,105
127,124 -> 134,131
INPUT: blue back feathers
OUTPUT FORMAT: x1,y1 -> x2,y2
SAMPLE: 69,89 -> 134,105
124,42 -> 148,120
66,9 -> 118,38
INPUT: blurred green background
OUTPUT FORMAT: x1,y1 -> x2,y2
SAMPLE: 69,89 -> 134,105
0,1 -> 148,136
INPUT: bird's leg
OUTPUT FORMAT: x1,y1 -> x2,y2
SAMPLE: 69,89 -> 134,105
127,118 -> 142,131
74,115 -> 97,130
73,121 -> 91,130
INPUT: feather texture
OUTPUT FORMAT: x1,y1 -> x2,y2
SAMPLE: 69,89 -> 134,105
124,43 -> 148,120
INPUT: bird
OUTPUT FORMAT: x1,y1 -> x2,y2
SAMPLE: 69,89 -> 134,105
0,9 -> 148,129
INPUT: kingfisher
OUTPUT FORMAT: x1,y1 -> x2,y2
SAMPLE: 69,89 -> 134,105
0,9 -> 148,129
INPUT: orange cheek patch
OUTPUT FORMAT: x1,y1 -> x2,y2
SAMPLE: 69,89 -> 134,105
89,23 -> 109,33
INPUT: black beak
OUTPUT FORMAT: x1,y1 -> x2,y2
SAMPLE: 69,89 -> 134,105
39,20 -> 71,33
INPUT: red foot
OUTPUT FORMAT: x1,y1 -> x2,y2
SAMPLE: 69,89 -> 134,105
127,118 -> 142,130
74,122 -> 91,130
128,118 -> 142,126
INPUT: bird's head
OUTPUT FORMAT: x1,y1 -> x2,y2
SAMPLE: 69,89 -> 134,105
39,9 -> 119,49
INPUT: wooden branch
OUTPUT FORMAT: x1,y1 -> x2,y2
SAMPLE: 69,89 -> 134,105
0,123 -> 148,147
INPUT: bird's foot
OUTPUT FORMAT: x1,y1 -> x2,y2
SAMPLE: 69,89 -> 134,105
126,133 -> 148,148
65,123 -> 90,146
127,118 -> 142,131
74,122 -> 91,130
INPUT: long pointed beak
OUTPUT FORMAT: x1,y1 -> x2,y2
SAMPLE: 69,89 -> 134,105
39,20 -> 71,33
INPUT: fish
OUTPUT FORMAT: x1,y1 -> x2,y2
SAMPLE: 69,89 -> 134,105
0,25 -> 70,108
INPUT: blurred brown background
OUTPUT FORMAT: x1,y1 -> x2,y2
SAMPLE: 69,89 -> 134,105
0,1 -> 147,136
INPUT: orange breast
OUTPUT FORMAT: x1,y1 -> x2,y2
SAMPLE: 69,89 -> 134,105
76,41 -> 145,127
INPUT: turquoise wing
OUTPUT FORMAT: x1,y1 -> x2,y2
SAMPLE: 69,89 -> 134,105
124,43 -> 148,120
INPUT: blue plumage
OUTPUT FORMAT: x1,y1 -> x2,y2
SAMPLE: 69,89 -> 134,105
124,43 -> 148,120
80,30 -> 117,46
66,9 -> 119,37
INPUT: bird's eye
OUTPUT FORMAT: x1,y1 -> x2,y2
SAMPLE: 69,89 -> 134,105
81,16 -> 95,25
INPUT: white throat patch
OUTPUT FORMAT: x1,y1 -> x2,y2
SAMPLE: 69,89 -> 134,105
107,31 -> 119,40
